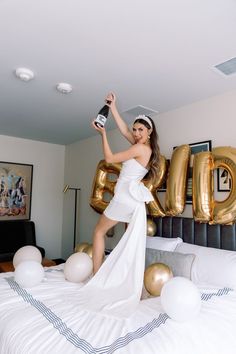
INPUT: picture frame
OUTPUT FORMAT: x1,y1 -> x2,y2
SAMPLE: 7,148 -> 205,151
217,167 -> 231,192
186,140 -> 212,204
0,161 -> 33,221
174,140 -> 212,204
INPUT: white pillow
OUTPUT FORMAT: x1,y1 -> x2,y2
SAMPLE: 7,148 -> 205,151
146,236 -> 183,251
176,242 -> 236,289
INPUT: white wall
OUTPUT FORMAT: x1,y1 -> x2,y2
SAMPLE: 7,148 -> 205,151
0,135 -> 65,259
62,89 -> 236,254
156,89 -> 236,216
157,89 -> 236,156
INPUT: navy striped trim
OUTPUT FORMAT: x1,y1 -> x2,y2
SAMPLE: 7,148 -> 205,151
5,277 -> 168,353
44,268 -> 64,273
201,287 -> 232,301
5,277 -> 233,353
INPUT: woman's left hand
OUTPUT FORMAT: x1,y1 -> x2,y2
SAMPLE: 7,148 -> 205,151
92,120 -> 106,135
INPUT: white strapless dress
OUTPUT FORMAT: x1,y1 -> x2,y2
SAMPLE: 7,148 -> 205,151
104,158 -> 153,223
74,159 -> 154,318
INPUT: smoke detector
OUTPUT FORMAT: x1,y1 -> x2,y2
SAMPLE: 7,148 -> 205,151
56,82 -> 73,94
15,67 -> 34,81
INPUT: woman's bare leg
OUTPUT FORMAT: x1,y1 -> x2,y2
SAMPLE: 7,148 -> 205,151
92,214 -> 118,274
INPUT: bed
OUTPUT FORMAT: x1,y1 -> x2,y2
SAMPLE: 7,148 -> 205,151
1,216 -> 236,354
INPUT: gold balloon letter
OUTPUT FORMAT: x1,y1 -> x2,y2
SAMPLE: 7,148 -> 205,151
192,151 -> 214,222
165,145 -> 190,215
90,160 -> 122,214
145,155 -> 167,217
212,147 -> 236,224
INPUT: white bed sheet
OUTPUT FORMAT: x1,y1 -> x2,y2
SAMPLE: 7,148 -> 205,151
0,265 -> 236,354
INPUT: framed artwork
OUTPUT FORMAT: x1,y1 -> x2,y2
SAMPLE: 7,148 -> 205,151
0,161 -> 33,221
174,140 -> 212,204
217,168 -> 231,192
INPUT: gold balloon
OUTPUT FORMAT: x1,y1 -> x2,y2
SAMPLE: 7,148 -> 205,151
146,218 -> 157,236
145,155 -> 167,217
212,147 -> 236,224
83,244 -> 93,258
90,160 -> 122,214
144,263 -> 173,297
89,146 -> 236,223
192,151 -> 214,222
74,242 -> 89,253
165,145 -> 190,215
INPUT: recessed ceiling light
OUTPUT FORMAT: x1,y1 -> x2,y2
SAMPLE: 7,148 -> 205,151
56,82 -> 73,94
15,67 -> 34,81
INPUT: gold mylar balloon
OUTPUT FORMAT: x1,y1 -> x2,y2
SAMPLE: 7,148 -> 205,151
74,242 -> 89,253
145,155 -> 167,217
144,263 -> 173,297
146,218 -> 157,237
90,160 -> 122,214
212,146 -> 236,225
192,151 -> 214,223
165,145 -> 190,216
83,244 -> 93,258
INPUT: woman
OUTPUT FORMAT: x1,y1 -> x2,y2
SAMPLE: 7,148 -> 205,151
92,92 -> 160,274
76,93 -> 160,317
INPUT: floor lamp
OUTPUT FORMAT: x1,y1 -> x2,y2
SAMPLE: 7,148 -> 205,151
63,185 -> 81,251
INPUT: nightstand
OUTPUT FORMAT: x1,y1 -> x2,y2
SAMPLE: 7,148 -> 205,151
0,258 -> 56,273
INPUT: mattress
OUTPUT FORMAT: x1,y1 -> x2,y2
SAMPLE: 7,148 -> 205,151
0,264 -> 236,354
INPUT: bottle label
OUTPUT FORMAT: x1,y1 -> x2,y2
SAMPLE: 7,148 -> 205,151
95,114 -> 107,127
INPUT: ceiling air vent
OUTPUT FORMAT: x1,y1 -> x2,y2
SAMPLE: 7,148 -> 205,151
123,105 -> 159,117
214,57 -> 236,75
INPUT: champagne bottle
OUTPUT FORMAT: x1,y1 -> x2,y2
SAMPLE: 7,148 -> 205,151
94,100 -> 111,128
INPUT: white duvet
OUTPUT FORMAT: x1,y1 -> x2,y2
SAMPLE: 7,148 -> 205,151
1,265 -> 236,354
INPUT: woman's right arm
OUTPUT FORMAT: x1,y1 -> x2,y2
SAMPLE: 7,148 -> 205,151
106,93 -> 135,145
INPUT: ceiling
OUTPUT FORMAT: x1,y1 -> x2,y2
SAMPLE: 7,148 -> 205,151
0,0 -> 236,145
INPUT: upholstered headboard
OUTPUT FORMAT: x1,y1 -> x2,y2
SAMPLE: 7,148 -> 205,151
152,216 -> 236,251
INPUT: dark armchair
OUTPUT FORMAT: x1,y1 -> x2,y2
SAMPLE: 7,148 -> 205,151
0,220 -> 45,262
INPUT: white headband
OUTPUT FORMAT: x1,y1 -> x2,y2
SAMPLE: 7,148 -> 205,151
134,115 -> 153,129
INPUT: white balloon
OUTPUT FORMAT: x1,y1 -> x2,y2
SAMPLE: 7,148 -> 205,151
64,252 -> 93,283
161,276 -> 201,322
13,245 -> 42,268
14,261 -> 45,288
